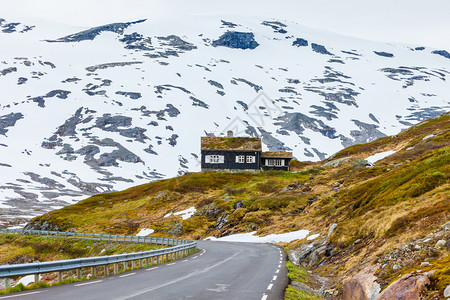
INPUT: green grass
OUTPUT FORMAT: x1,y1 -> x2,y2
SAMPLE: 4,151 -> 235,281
0,235 -> 162,263
285,262 -> 322,300
28,170 -> 309,235
286,261 -> 311,284
284,285 -> 322,300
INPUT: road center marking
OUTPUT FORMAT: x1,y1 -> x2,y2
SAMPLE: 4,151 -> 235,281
206,283 -> 229,292
74,280 -> 103,287
267,283 -> 273,290
273,275 -> 277,280
261,294 -> 268,300
119,272 -> 136,278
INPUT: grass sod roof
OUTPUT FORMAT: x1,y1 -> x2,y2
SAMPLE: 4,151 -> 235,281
201,136 -> 262,151
261,151 -> 293,158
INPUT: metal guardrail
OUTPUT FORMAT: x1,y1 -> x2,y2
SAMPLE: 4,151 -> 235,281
0,228 -> 188,246
0,229 -> 197,289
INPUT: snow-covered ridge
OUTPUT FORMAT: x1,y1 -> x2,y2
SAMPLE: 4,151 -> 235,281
0,16 -> 449,226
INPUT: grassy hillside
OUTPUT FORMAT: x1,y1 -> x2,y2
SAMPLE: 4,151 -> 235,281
26,112 -> 450,297
0,235 -> 161,264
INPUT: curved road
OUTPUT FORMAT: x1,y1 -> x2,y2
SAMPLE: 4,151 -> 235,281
1,241 -> 288,300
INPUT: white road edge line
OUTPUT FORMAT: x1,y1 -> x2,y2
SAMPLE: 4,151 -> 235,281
267,283 -> 273,290
119,272 -> 136,278
278,264 -> 281,268
276,269 -> 280,274
182,259 -> 188,262
146,267 -> 159,271
74,280 -> 103,287
261,294 -> 268,300
193,256 -> 198,259
167,262 -> 176,266
273,275 -> 277,280
0,291 -> 42,298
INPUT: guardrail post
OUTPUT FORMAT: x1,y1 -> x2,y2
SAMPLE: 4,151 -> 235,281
5,278 -> 11,289
138,259 -> 142,268
104,265 -> 108,276
34,273 -> 40,283
91,267 -> 96,278
58,271 -> 63,282
132,260 -> 136,269
76,268 -> 82,280
123,261 -> 127,271
156,255 -> 160,264
114,263 -> 119,275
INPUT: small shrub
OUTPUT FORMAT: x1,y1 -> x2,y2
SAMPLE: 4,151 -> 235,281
246,195 -> 297,211
227,208 -> 247,225
256,180 -> 281,193
28,282 -> 50,289
409,171 -> 447,197
241,210 -> 272,226
195,198 -> 214,209
223,186 -> 247,195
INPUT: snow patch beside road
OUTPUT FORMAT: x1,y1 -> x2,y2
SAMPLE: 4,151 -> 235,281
205,229 -> 310,243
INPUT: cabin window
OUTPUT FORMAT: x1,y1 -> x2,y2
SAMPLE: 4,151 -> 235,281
266,159 -> 284,166
206,155 -> 224,163
236,155 -> 245,163
246,156 -> 256,163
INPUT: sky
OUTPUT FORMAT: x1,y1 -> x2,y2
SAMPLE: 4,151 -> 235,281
2,0 -> 450,50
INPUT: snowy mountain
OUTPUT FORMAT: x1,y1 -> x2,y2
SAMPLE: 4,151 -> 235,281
1,16 -> 449,226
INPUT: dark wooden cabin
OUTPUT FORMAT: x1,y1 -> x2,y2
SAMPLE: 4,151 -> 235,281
261,151 -> 293,171
201,134 -> 262,172
201,132 -> 293,172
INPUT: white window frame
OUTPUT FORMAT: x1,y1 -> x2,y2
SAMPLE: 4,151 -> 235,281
206,155 -> 224,164
246,156 -> 255,163
266,159 -> 284,166
236,155 -> 245,163
274,159 -> 284,166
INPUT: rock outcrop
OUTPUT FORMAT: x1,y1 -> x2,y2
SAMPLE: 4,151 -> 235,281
375,272 -> 432,300
343,266 -> 380,300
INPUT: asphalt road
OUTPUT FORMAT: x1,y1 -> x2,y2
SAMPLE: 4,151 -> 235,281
1,241 -> 288,300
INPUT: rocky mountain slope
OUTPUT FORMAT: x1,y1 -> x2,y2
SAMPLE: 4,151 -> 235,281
1,16 -> 450,226
25,112 -> 449,298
